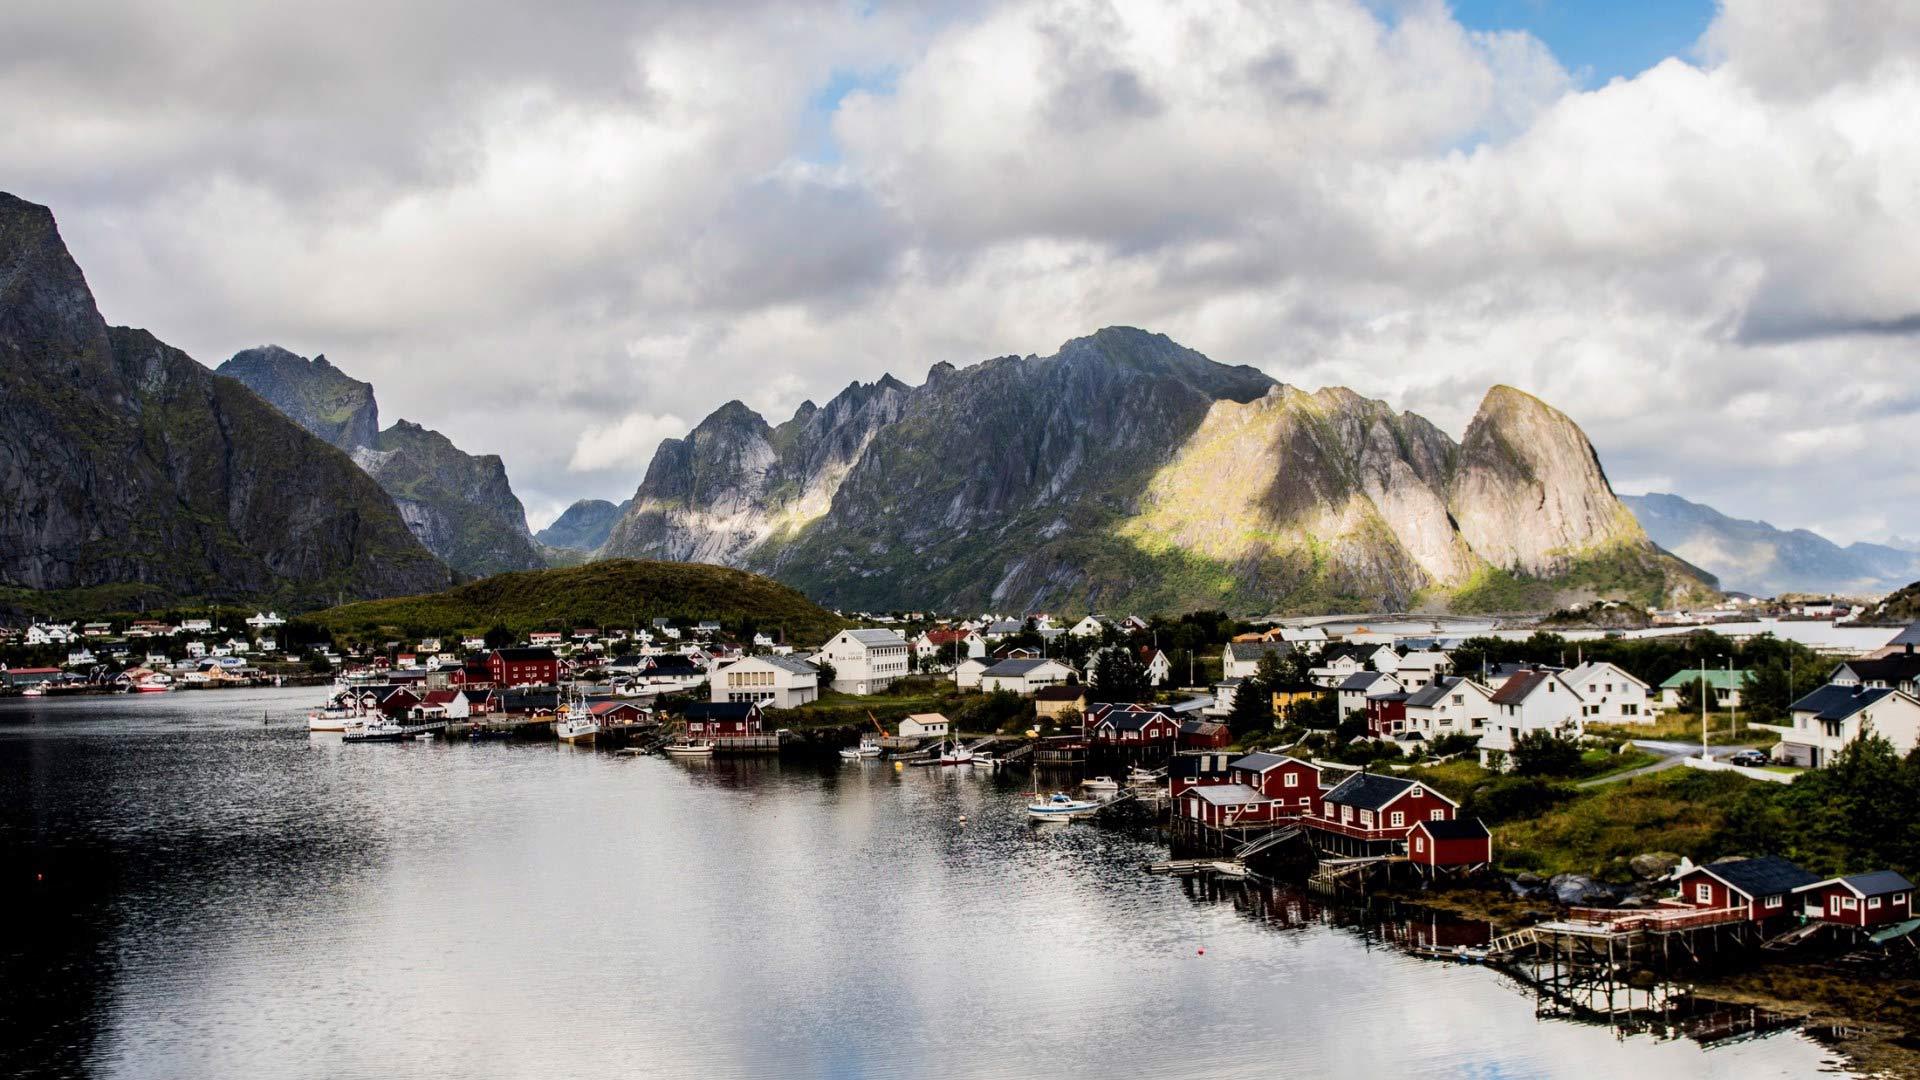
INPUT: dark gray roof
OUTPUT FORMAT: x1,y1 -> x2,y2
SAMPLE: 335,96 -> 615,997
1833,655 -> 1920,685
1791,684 -> 1896,721
1323,772 -> 1427,811
983,658 -> 1056,677
1699,856 -> 1819,898
1229,751 -> 1304,774
1102,711 -> 1174,732
1823,871 -> 1916,897
1227,641 -> 1293,661
1887,622 -> 1920,647
1337,671 -> 1387,692
683,701 -> 758,721
493,647 -> 558,662
1412,818 -> 1489,840
754,655 -> 818,676
1186,783 -> 1272,806
1402,678 -> 1459,709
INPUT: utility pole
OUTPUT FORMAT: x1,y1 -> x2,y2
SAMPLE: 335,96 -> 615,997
1727,655 -> 1738,740
1700,655 -> 1711,761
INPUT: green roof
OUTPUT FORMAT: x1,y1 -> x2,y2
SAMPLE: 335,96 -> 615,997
1658,669 -> 1750,690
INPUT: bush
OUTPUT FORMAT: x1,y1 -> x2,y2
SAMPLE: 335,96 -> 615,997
1510,729 -> 1584,777
1429,732 -> 1480,758
1466,776 -> 1579,824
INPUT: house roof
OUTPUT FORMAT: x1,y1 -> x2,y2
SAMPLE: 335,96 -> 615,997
642,654 -> 704,673
493,647 -> 558,662
983,658 -> 1062,677
1103,712 -> 1174,733
1658,668 -> 1750,690
1229,751 -> 1310,774
588,700 -> 645,716
1690,856 -> 1819,898
1403,677 -> 1461,709
684,701 -> 758,720
902,712 -> 949,726
1564,661 -> 1650,690
752,655 -> 818,676
1184,783 -> 1273,807
1227,641 -> 1293,661
1411,818 -> 1490,841
1337,671 -> 1389,692
1798,870 -> 1916,898
1322,772 -> 1448,812
1835,655 -> 1920,684
1790,684 -> 1897,722
1032,685 -> 1085,701
1179,719 -> 1229,737
1887,622 -> 1920,648
1489,669 -> 1561,705
842,628 -> 906,646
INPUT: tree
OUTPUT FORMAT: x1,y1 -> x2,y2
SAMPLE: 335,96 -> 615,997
1226,674 -> 1273,738
483,624 -> 515,649
813,658 -> 837,691
1089,645 -> 1147,702
1509,729 -> 1584,777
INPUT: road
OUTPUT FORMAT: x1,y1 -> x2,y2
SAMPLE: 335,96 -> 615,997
1575,740 -> 1763,788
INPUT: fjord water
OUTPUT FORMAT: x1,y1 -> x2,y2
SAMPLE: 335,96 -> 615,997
2,689 -> 1848,1079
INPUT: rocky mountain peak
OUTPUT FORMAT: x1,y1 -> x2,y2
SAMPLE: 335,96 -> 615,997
217,344 -> 380,451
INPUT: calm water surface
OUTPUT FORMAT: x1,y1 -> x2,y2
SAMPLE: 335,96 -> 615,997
1,688 -> 1856,1079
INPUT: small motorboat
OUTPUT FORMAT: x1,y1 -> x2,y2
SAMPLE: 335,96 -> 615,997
1082,775 -> 1120,792
840,735 -> 883,760
662,740 -> 715,757
1026,792 -> 1101,821
1126,766 -> 1162,786
1210,861 -> 1249,879
938,738 -> 974,766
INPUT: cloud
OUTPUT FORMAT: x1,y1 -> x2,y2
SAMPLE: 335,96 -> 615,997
568,411 -> 689,472
7,0 -> 1920,546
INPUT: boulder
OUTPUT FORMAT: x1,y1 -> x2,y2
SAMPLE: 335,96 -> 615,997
1549,872 -> 1616,907
1629,852 -> 1684,880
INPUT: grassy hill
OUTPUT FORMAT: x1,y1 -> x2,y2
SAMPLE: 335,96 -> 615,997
311,559 -> 847,643
1865,579 -> 1920,624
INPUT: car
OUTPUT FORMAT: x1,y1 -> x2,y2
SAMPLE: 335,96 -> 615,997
1727,750 -> 1770,768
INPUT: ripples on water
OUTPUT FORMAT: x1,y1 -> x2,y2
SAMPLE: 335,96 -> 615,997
0,688 -> 1855,1079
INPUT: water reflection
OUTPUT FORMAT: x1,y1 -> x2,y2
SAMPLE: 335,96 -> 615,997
1,689 -> 1855,1079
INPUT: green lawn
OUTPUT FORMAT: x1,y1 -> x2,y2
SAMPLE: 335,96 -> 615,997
1493,768 -> 1756,878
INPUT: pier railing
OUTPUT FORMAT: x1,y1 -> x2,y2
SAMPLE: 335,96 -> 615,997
1559,905 -> 1748,934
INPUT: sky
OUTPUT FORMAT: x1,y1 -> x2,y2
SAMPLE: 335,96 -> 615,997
5,0 -> 1919,542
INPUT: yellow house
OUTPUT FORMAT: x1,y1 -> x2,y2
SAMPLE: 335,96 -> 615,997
1033,685 -> 1086,720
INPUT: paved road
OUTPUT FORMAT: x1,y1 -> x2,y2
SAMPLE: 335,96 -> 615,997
1576,740 -> 1762,788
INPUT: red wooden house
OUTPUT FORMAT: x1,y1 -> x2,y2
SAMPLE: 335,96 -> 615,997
682,701 -> 762,739
1227,752 -> 1322,817
1311,773 -> 1459,856
1178,718 -> 1232,749
489,647 -> 560,688
1088,708 -> 1180,748
1670,856 -> 1818,922
1407,818 -> 1492,871
1168,751 -> 1236,799
1364,692 -> 1410,739
374,687 -> 422,716
588,700 -> 651,727
1177,783 -> 1279,828
1792,871 -> 1914,929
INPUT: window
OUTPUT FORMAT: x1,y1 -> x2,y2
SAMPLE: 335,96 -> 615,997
1360,810 -> 1374,827
1414,837 -> 1425,853
1765,895 -> 1783,909
1869,897 -> 1883,909
1390,811 -> 1404,827
1696,883 -> 1713,903
1284,772 -> 1298,788
1430,809 -> 1445,821
1843,897 -> 1859,911
1896,893 -> 1910,905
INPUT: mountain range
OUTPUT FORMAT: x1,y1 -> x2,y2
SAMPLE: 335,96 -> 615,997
0,193 -> 450,608
216,346 -> 547,579
1621,493 -> 1920,597
595,327 -> 1713,614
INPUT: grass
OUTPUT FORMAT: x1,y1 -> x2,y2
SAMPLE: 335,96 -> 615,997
1589,711 -> 1778,748
1579,746 -> 1661,779
1493,768 -> 1755,879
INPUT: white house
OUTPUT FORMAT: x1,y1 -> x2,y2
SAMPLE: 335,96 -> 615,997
1067,615 -> 1111,639
1481,669 -> 1585,768
1777,684 -> 1920,768
178,619 -> 213,634
1337,671 -> 1401,720
1401,676 -> 1495,739
1309,649 -> 1368,688
1563,661 -> 1652,725
64,648 -> 96,667
1366,645 -> 1403,674
978,658 -> 1077,695
899,713 -> 951,739
1144,649 -> 1172,687
245,611 -> 285,629
1392,650 -> 1454,691
819,629 -> 911,695
981,619 -> 1024,641
953,657 -> 992,690
1223,641 -> 1292,680
25,623 -> 76,646
1275,626 -> 1329,645
712,654 -> 819,708
914,629 -> 986,662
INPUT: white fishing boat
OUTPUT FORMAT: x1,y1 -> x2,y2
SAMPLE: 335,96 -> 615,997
662,740 -> 715,757
1082,775 -> 1120,791
1210,861 -> 1249,879
1126,766 -> 1162,786
551,684 -> 601,743
938,738 -> 974,766
839,735 -> 883,760
1025,792 -> 1101,821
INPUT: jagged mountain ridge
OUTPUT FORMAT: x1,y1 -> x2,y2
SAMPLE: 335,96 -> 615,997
0,192 -> 449,606
216,348 -> 546,578
600,327 -> 1710,613
1623,492 -> 1920,596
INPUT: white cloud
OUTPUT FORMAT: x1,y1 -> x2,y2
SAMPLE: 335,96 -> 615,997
568,411 -> 689,473
7,0 -> 1920,544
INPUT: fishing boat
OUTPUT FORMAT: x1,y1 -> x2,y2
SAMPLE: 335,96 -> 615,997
308,693 -> 364,732
839,735 -> 883,760
1025,792 -> 1101,821
19,685 -> 46,697
1125,766 -> 1162,787
551,685 -> 601,744
1082,775 -> 1120,792
343,718 -> 414,743
662,739 -> 715,757
1210,861 -> 1250,879
938,738 -> 974,766
130,672 -> 175,693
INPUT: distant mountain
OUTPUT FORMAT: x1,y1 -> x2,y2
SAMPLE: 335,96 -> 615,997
1622,492 -> 1920,596
0,192 -> 449,607
311,558 -> 846,642
217,348 -> 546,578
599,327 -> 1712,614
536,498 -> 631,552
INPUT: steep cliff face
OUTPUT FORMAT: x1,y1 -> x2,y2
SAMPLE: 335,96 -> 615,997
597,328 -> 1711,614
0,193 -> 449,605
217,346 -> 378,451
599,375 -> 913,564
216,347 -> 545,578
535,498 -> 631,552
1447,386 -> 1646,576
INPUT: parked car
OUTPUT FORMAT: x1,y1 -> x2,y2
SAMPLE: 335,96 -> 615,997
1727,750 -> 1770,768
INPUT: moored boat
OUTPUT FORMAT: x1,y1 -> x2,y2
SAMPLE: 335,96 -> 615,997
662,740 -> 715,757
840,735 -> 883,760
1082,775 -> 1120,792
1026,792 -> 1101,821
938,738 -> 974,766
